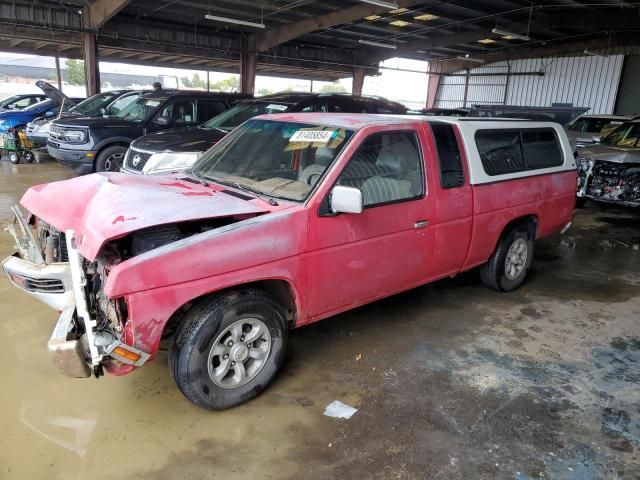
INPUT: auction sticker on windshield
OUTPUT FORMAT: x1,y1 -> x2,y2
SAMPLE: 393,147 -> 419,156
289,130 -> 334,143
267,104 -> 288,112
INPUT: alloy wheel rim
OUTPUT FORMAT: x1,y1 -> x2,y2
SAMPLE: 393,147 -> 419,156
104,152 -> 124,171
504,238 -> 528,280
207,318 -> 272,389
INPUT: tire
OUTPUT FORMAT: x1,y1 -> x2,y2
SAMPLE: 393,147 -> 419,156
169,289 -> 289,410
95,145 -> 127,172
9,152 -> 20,164
575,196 -> 587,208
480,227 -> 534,292
23,151 -> 35,163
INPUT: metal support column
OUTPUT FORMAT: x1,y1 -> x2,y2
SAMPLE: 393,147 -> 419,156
82,33 -> 100,96
426,62 -> 444,108
462,69 -> 470,108
352,67 -> 366,95
240,52 -> 257,95
54,56 -> 62,90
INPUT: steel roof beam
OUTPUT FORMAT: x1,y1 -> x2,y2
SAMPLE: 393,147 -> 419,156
84,0 -> 133,30
249,0 -> 425,52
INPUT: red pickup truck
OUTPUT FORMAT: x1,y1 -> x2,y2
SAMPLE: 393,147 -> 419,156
3,113 -> 576,410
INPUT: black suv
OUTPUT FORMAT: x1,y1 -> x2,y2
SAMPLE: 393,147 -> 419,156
48,90 -> 251,173
122,92 -> 407,175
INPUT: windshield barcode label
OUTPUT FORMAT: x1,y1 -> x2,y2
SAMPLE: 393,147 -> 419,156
289,130 -> 333,143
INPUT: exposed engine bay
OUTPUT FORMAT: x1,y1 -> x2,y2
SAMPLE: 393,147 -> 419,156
27,214 -> 255,377
578,158 -> 640,207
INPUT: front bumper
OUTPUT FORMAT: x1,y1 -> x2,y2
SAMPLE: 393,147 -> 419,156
3,207 -> 150,377
47,143 -> 95,172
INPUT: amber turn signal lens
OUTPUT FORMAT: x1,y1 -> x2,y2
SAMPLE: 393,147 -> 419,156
113,346 -> 141,362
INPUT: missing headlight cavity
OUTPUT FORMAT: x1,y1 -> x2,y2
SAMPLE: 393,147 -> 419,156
105,215 -> 261,260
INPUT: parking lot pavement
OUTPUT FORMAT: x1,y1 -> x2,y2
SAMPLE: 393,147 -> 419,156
1,157 -> 638,480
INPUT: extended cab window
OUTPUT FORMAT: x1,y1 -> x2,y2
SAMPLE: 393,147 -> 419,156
431,123 -> 464,188
337,131 -> 423,207
476,128 -> 562,176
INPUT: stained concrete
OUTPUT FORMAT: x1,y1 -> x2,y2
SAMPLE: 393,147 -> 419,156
0,157 -> 638,480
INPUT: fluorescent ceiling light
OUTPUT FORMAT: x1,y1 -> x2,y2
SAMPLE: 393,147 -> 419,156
389,7 -> 409,13
360,0 -> 398,9
364,14 -> 381,20
491,27 -> 530,41
359,39 -> 397,49
477,38 -> 496,44
457,55 -> 484,63
389,19 -> 411,27
414,13 -> 439,21
204,14 -> 265,29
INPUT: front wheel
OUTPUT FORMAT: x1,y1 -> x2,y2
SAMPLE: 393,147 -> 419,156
169,290 -> 288,410
8,152 -> 20,164
480,228 -> 534,292
23,151 -> 35,163
95,145 -> 127,172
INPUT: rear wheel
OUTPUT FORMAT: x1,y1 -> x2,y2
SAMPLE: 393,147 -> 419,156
169,290 -> 288,410
95,145 -> 127,172
480,227 -> 534,292
23,151 -> 35,163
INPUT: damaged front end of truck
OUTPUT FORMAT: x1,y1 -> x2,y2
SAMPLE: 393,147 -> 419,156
2,173 -> 272,378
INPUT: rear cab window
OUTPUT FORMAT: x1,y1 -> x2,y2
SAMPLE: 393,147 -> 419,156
431,123 -> 465,188
475,128 -> 563,176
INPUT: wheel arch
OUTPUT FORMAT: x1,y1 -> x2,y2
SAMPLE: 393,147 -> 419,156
93,138 -> 132,169
160,278 -> 299,343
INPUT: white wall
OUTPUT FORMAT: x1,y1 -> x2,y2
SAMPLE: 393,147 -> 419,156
436,54 -> 624,114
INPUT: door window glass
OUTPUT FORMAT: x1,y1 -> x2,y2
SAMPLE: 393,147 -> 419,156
158,99 -> 196,124
197,100 -> 228,122
337,131 -> 424,206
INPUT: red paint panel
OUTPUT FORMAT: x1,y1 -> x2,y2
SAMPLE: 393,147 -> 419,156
464,170 -> 577,269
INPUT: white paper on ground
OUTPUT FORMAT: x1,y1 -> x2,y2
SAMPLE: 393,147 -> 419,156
323,400 -> 358,419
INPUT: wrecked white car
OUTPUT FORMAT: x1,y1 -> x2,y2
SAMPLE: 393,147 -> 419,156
577,119 -> 640,207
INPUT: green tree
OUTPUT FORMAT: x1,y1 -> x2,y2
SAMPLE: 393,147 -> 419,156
319,82 -> 347,93
181,76 -> 193,88
210,76 -> 240,92
257,88 -> 274,96
66,59 -> 85,86
191,73 -> 205,89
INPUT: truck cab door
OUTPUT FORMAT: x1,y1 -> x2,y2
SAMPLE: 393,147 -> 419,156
304,126 -> 435,320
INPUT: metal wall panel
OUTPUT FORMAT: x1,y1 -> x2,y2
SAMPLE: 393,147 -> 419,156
435,55 -> 624,114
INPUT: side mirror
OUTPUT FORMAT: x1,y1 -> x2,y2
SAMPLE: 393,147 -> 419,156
44,110 -> 56,118
330,185 -> 363,214
100,107 -> 108,116
593,136 -> 601,144
155,116 -> 171,126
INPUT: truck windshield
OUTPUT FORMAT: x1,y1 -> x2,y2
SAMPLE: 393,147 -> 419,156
193,119 -> 354,202
601,123 -> 640,148
202,101 -> 291,132
115,97 -> 166,121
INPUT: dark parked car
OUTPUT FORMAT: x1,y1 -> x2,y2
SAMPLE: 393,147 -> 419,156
27,85 -> 140,148
48,90 -> 251,173
122,92 -> 408,175
0,93 -> 47,112
576,118 -> 640,207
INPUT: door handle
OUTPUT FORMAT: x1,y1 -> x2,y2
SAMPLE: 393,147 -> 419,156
414,220 -> 430,228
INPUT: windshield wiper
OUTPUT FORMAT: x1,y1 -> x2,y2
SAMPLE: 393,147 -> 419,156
202,175 -> 278,206
186,168 -> 209,187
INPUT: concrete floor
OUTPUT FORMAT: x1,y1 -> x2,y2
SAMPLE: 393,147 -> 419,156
0,156 -> 639,480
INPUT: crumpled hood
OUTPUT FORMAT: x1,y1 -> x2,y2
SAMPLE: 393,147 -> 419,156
20,173 -> 270,261
579,144 -> 640,164
131,126 -> 227,152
